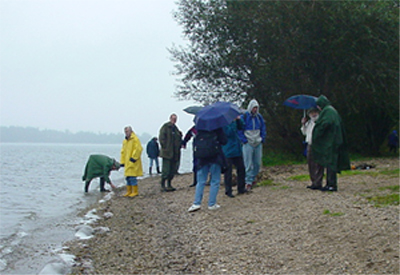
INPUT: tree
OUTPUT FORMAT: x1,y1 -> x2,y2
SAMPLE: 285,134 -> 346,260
170,0 -> 399,156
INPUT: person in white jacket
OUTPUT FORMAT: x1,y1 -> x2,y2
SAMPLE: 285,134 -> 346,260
301,108 -> 323,190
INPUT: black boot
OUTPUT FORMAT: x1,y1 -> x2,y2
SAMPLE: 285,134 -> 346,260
160,178 -> 167,192
156,166 -> 161,174
149,167 -> 152,175
166,180 -> 176,192
84,181 -> 90,193
99,178 -> 109,192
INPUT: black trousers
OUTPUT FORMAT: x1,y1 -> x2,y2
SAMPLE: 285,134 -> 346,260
224,156 -> 246,194
326,166 -> 337,188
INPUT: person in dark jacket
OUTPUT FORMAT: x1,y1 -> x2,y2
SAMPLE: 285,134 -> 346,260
146,137 -> 160,175
182,125 -> 198,187
82,154 -> 120,193
188,127 -> 228,212
158,113 -> 183,192
312,95 -> 350,192
388,130 -> 399,153
222,117 -> 247,197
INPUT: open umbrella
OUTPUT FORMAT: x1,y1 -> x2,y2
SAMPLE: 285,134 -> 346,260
283,94 -> 317,117
183,105 -> 203,115
194,101 -> 241,131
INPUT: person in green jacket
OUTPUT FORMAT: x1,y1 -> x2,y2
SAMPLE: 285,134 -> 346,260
312,95 -> 350,192
158,113 -> 183,192
82,154 -> 120,193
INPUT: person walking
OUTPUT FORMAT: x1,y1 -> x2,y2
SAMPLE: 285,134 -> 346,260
182,125 -> 198,187
222,117 -> 247,197
312,95 -> 350,192
158,113 -> 183,192
146,137 -> 161,175
238,99 -> 267,191
301,108 -> 324,190
188,127 -> 228,212
82,154 -> 119,193
120,126 -> 143,197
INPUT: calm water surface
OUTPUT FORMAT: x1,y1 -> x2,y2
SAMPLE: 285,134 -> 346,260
0,143 -> 192,274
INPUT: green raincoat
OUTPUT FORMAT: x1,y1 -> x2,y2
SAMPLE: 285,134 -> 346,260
311,96 -> 350,172
159,122 -> 182,161
82,154 -> 116,183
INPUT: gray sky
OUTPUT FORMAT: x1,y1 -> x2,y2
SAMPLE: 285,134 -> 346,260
0,0 -> 198,136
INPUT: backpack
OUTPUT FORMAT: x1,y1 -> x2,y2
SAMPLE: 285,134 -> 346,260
193,130 -> 220,159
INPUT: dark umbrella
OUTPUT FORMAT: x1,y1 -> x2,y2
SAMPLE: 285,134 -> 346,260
194,101 -> 241,131
183,105 -> 203,115
283,94 -> 317,117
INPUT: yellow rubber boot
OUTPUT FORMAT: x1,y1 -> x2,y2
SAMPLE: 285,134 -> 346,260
129,185 -> 138,197
123,185 -> 132,197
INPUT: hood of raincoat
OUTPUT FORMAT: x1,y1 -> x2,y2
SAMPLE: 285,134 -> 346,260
316,95 -> 331,110
247,99 -> 260,114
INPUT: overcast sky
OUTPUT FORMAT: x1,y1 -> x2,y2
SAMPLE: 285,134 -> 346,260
0,0 -> 198,136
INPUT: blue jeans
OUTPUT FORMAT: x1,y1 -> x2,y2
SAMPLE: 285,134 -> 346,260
126,176 -> 137,186
242,143 -> 263,185
149,157 -> 159,168
194,163 -> 221,207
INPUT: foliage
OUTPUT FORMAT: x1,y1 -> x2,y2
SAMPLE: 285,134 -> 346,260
171,0 -> 399,156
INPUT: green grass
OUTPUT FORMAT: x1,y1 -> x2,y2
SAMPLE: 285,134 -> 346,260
366,193 -> 399,207
262,151 -> 306,166
257,179 -> 278,186
378,185 -> 399,192
323,209 -> 345,216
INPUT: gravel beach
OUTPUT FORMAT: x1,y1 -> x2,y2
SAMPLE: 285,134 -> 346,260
65,157 -> 399,274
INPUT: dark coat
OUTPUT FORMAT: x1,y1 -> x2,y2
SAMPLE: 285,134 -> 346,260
196,128 -> 228,170
146,138 -> 160,159
312,96 -> 350,172
159,122 -> 182,161
82,154 -> 114,183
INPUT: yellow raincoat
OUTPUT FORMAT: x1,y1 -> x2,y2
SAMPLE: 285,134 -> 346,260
120,132 -> 143,177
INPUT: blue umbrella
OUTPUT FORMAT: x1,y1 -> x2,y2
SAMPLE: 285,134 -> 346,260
183,105 -> 203,115
283,94 -> 317,117
194,101 -> 241,131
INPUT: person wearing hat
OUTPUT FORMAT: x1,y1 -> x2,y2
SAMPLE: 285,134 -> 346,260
312,95 -> 350,192
301,107 -> 323,190
82,154 -> 120,193
120,125 -> 143,197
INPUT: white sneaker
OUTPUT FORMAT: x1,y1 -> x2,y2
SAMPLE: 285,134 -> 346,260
188,204 -> 201,212
208,204 -> 220,210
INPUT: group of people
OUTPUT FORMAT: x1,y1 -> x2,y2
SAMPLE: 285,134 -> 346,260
82,95 -> 352,212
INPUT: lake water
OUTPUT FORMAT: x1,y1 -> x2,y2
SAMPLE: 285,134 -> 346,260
0,143 -> 193,274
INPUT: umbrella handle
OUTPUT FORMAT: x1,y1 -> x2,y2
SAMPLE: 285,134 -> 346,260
303,109 -> 306,118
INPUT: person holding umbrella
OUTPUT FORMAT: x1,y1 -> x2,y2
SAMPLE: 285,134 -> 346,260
238,99 -> 267,191
301,107 -> 324,190
188,101 -> 239,212
312,95 -> 350,191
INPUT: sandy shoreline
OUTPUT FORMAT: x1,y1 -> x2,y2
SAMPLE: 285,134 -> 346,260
65,157 -> 399,274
